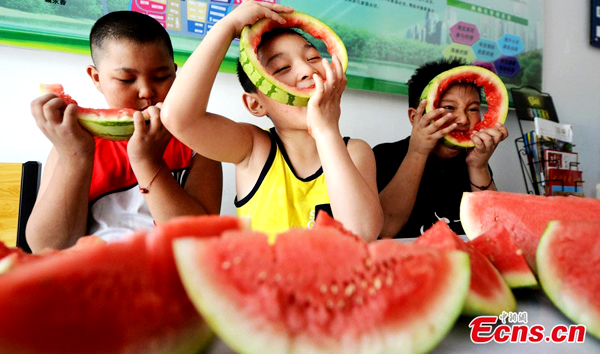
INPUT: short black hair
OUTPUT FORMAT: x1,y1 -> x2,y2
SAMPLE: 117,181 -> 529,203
237,27 -> 313,93
407,58 -> 473,109
90,11 -> 174,66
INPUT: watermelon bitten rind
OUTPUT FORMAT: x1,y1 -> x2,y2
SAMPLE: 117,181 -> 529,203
239,11 -> 348,107
537,221 -> 600,339
419,65 -> 509,149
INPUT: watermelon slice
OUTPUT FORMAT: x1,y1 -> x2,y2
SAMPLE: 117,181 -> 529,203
537,220 -> 600,339
0,215 -> 244,352
40,83 -> 141,140
419,65 -> 508,149
468,223 -> 538,289
461,191 -> 600,272
239,11 -> 348,106
415,221 -> 516,316
174,224 -> 471,353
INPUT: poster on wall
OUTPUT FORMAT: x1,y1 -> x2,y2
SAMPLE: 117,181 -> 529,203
0,0 -> 543,96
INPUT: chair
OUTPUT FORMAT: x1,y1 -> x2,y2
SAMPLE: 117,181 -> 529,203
0,161 -> 41,253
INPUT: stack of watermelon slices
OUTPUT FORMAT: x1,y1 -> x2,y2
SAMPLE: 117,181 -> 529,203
460,190 -> 600,340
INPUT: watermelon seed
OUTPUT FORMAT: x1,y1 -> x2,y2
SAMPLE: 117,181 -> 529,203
221,261 -> 231,270
369,287 -> 376,296
374,278 -> 382,290
344,284 -> 356,297
326,299 -> 334,309
516,249 -> 523,256
320,284 -> 328,294
385,275 -> 393,286
365,258 -> 372,268
274,273 -> 282,282
331,285 -> 339,294
360,280 -> 368,289
233,257 -> 241,265
258,271 -> 267,281
355,296 -> 364,305
337,300 -> 346,309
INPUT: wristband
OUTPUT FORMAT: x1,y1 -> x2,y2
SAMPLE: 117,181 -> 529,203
139,164 -> 163,194
470,178 -> 494,191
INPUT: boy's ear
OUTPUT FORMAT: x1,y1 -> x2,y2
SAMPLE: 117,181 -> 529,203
241,92 -> 267,117
408,107 -> 418,126
86,65 -> 102,92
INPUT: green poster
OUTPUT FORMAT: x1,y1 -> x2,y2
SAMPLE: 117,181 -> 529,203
0,0 -> 543,95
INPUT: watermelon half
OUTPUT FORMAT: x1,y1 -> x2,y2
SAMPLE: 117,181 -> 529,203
174,223 -> 471,353
0,215 -> 244,352
419,65 -> 509,149
40,83 -> 141,140
415,221 -> 516,316
537,220 -> 600,339
239,11 -> 348,106
461,191 -> 600,272
468,223 -> 538,289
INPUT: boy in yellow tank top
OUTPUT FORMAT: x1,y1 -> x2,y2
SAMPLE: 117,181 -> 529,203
162,1 -> 383,241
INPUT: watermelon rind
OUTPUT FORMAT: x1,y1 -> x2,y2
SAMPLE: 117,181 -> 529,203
537,221 -> 600,339
419,65 -> 509,149
461,255 -> 517,317
174,237 -> 471,354
239,11 -> 348,107
39,83 -> 145,141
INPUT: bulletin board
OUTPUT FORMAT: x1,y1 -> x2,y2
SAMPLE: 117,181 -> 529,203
0,0 -> 543,96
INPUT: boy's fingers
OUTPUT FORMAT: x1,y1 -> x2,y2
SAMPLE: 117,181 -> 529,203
332,54 -> 343,82
258,2 -> 294,14
132,111 -> 148,135
311,73 -> 324,103
146,106 -> 162,135
321,58 -> 335,92
422,110 -> 450,129
42,97 -> 68,124
434,122 -> 458,138
62,104 -> 82,131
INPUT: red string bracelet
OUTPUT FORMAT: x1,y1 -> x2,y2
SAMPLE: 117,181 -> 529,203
470,178 -> 494,191
139,164 -> 163,194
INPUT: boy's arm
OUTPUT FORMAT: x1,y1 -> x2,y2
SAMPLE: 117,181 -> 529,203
161,1 -> 293,165
26,95 -> 95,252
378,101 -> 457,238
129,107 -> 223,222
466,122 -> 509,192
307,56 -> 382,241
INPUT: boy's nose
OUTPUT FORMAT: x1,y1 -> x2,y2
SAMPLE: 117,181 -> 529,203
454,111 -> 469,126
138,83 -> 155,100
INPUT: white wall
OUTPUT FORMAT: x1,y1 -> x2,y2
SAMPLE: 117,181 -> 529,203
1,0 -> 598,216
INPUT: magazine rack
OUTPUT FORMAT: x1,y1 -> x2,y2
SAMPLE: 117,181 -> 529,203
511,86 -> 583,196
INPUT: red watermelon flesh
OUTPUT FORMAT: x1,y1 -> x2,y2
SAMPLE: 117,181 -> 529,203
415,221 -> 516,316
314,210 -> 362,242
0,215 -> 244,353
536,220 -> 600,339
468,223 -> 538,288
461,191 -> 600,272
174,225 -> 471,353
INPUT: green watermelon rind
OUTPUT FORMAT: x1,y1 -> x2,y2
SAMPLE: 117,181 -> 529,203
536,221 -> 600,339
419,65 -> 509,149
499,271 -> 539,289
461,255 -> 517,316
239,11 -> 348,107
174,238 -> 471,354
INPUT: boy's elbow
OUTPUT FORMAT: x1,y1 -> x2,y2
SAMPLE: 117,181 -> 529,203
159,104 -> 179,133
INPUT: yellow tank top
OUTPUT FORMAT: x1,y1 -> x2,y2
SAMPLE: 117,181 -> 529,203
235,128 -> 349,237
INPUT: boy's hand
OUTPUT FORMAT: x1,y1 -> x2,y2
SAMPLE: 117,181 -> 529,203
31,94 -> 95,159
408,99 -> 457,157
227,0 -> 293,37
307,55 -> 346,138
127,104 -> 172,166
465,122 -> 509,168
